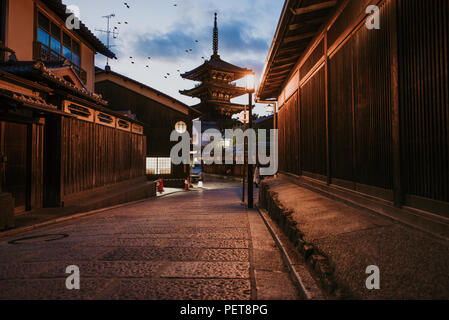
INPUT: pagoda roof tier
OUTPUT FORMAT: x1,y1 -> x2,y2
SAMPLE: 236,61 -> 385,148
179,81 -> 248,99
181,55 -> 251,82
192,100 -> 247,117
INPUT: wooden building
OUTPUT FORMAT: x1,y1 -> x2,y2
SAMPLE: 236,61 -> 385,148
95,68 -> 200,180
180,13 -> 252,120
0,0 -> 146,224
257,0 -> 448,218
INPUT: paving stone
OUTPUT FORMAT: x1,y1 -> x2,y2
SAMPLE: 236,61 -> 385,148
117,231 -> 250,240
163,239 -> 250,249
252,249 -> 288,272
100,279 -> 251,300
22,246 -> 110,262
40,261 -> 164,278
99,247 -> 201,261
0,181 -> 298,300
0,262 -> 53,280
254,270 -> 299,300
198,249 -> 249,262
0,248 -> 38,263
160,262 -> 250,279
0,279 -> 112,300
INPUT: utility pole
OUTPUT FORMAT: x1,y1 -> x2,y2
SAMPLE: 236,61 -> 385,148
95,14 -> 118,68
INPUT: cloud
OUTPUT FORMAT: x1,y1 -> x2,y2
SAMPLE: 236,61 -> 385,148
130,18 -> 269,65
218,20 -> 270,54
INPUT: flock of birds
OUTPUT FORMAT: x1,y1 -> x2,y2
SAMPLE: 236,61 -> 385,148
106,1 -> 209,80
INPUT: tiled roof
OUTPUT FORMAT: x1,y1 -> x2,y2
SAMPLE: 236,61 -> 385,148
181,55 -> 251,81
41,0 -> 116,59
0,61 -> 108,105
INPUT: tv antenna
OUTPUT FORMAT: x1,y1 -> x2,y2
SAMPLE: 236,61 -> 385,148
95,14 -> 119,68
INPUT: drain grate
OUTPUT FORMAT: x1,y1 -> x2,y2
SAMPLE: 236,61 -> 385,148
8,234 -> 69,245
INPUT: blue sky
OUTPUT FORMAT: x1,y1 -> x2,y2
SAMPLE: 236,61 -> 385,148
67,0 -> 283,116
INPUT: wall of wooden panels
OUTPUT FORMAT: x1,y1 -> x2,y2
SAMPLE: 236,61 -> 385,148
300,67 -> 326,178
329,40 -> 354,184
352,0 -> 394,191
398,0 -> 449,206
30,122 -> 44,209
278,91 -> 300,175
276,0 -> 448,214
61,117 -> 146,197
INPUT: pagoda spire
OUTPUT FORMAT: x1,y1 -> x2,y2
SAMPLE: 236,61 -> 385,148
213,13 -> 219,58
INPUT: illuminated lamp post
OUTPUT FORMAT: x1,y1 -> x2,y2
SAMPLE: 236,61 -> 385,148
245,72 -> 255,209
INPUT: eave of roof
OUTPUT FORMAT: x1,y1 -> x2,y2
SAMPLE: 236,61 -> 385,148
181,55 -> 251,81
180,82 -> 248,99
257,0 -> 339,101
192,100 -> 247,112
40,0 -> 116,59
0,61 -> 108,105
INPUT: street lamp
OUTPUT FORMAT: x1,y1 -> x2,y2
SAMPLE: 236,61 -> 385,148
245,72 -> 255,209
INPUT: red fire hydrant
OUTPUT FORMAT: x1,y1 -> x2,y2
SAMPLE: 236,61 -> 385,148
184,177 -> 190,190
157,178 -> 164,193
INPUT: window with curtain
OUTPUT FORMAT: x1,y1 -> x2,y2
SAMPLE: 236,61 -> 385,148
146,157 -> 172,175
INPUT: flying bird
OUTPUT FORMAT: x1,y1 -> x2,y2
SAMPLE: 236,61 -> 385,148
124,2 -> 130,9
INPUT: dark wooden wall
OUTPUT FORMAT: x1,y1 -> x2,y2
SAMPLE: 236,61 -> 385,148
276,0 -> 449,214
95,80 -> 192,157
398,0 -> 449,208
61,117 -> 146,197
30,122 -> 44,209
300,67 -> 326,178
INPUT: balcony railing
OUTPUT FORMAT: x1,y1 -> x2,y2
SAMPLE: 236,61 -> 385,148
33,41 -> 87,84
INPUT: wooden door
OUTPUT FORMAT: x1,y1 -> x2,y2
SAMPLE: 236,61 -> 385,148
1,121 -> 29,212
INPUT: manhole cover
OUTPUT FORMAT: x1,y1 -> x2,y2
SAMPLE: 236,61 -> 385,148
8,234 -> 69,245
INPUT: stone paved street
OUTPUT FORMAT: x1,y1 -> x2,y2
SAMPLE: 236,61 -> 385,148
0,180 -> 300,300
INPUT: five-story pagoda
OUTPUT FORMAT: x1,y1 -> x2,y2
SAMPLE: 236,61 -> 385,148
180,13 -> 251,120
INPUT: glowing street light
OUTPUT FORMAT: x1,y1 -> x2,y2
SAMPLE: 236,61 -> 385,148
245,72 -> 256,93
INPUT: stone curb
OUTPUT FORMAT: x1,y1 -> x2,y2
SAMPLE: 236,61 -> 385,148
256,205 -> 318,300
258,181 -> 350,299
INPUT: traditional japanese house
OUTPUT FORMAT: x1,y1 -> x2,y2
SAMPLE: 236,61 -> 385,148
95,68 -> 201,180
0,0 -> 147,228
257,0 -> 448,223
